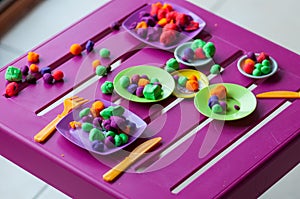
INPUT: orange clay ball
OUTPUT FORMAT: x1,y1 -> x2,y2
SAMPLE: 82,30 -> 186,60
70,44 -> 82,55
27,52 -> 39,63
210,85 -> 227,100
244,58 -> 255,67
189,75 -> 198,81
186,80 -> 199,91
92,59 -> 101,70
92,100 -> 105,112
29,64 -> 39,73
138,78 -> 150,87
52,70 -> 64,81
136,21 -> 148,29
157,18 -> 168,26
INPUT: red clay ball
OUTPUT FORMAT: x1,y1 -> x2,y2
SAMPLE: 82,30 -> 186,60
243,63 -> 255,74
52,70 -> 64,81
5,82 -> 19,97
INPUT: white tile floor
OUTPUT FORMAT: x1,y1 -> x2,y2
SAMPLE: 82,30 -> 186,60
0,0 -> 299,198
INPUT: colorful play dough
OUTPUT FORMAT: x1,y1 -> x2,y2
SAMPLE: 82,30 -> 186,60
100,48 -> 110,58
143,84 -> 162,100
210,85 -> 227,100
119,76 -> 130,88
165,58 -> 179,72
70,44 -> 82,55
210,64 -> 221,74
5,66 -> 22,82
95,65 -> 107,76
52,70 -> 64,81
202,42 -> 216,58
29,64 -> 39,73
101,81 -> 114,94
5,82 -> 19,97
85,40 -> 94,53
89,128 -> 105,142
43,73 -> 53,84
27,51 -> 39,63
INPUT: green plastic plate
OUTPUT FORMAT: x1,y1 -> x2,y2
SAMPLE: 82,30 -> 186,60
194,83 -> 257,120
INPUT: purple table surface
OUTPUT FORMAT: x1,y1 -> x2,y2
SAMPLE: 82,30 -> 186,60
0,0 -> 299,198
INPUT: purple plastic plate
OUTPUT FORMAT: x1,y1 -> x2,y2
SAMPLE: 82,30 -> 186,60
56,99 -> 147,155
122,2 -> 206,50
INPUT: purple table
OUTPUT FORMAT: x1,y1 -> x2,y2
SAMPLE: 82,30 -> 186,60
0,0 -> 299,198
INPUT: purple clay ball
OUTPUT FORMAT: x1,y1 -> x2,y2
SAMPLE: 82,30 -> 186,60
173,75 -> 179,81
246,51 -> 257,62
136,86 -> 144,97
81,115 -> 93,123
141,16 -> 156,27
183,48 -> 194,60
93,117 -> 102,128
91,140 -> 104,152
104,136 -> 115,148
136,28 -> 148,38
219,101 -> 227,111
20,65 -> 29,75
129,22 -> 137,30
110,21 -> 120,31
140,74 -> 149,80
110,116 -> 126,130
234,104 -> 240,110
139,11 -> 150,18
208,95 -> 219,108
102,119 -> 112,131
43,73 -> 53,84
131,74 -> 140,84
40,67 -> 51,75
85,40 -> 95,53
127,84 -> 138,94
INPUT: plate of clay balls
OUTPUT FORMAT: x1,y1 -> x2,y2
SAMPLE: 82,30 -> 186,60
174,39 -> 216,67
171,69 -> 209,98
237,52 -> 278,79
56,99 -> 147,155
113,65 -> 175,103
194,83 -> 257,121
122,2 -> 206,50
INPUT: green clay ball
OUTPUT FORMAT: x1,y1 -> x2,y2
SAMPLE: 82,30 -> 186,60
178,76 -> 188,87
89,128 -> 105,141
105,131 -> 116,138
202,42 -> 216,58
119,76 -> 130,88
100,106 -> 114,119
210,64 -> 221,74
96,65 -> 107,76
166,58 -> 179,72
79,108 -> 90,118
119,133 -> 128,144
252,68 -> 262,76
114,134 -> 122,147
212,104 -> 223,113
112,105 -> 125,116
262,59 -> 270,66
191,39 -> 206,51
101,81 -> 114,94
261,65 -> 271,75
100,48 -> 110,58
5,66 -> 22,82
150,77 -> 159,84
82,122 -> 94,132
255,63 -> 263,70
